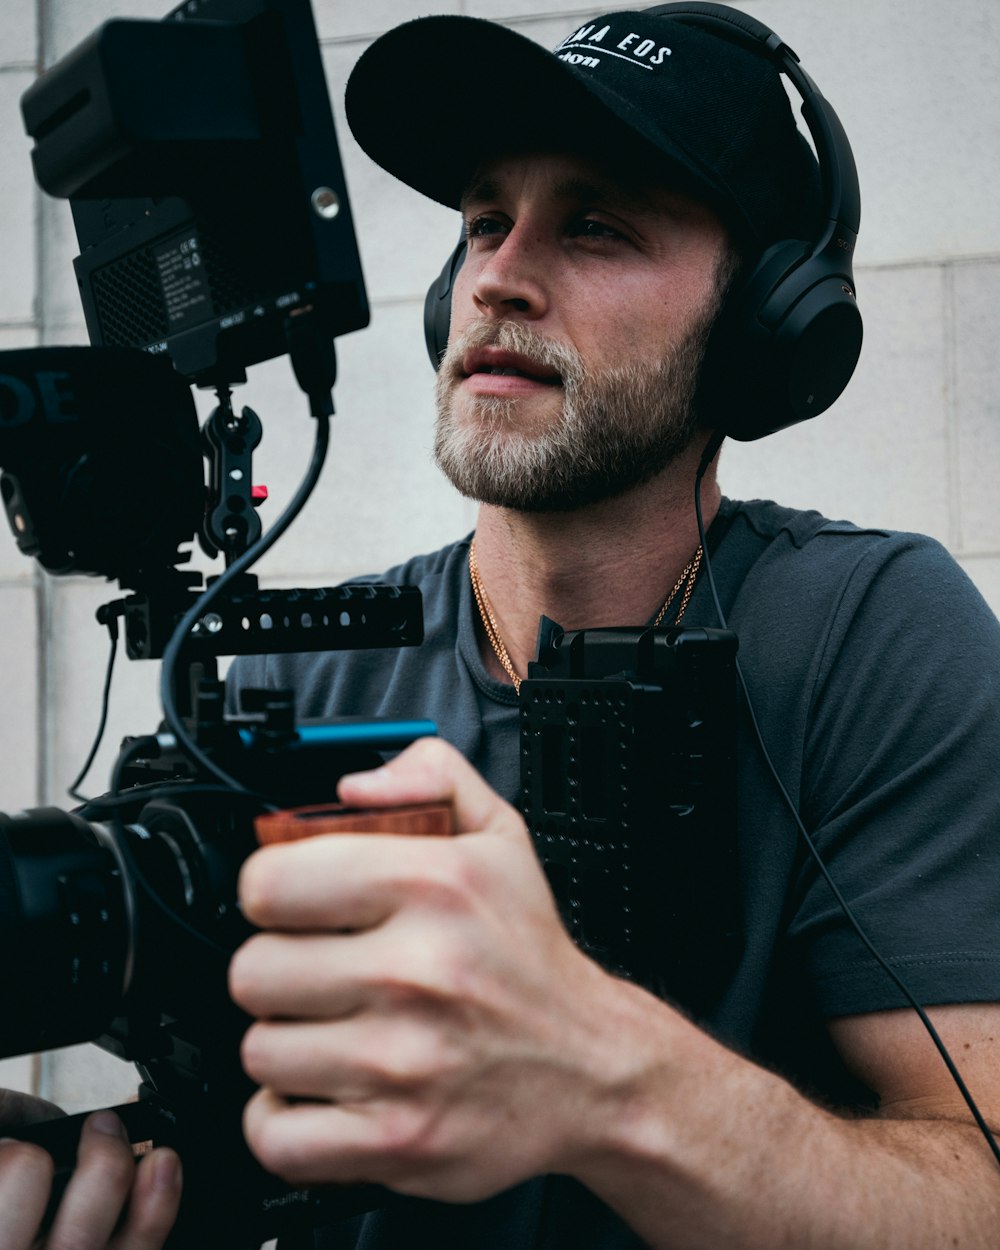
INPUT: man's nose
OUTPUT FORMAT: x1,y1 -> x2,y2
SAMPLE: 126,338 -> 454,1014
469,225 -> 549,321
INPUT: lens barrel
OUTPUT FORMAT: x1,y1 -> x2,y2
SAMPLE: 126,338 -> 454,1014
0,808 -> 130,1057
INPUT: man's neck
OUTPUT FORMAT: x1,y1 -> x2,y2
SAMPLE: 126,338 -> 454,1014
469,437 -> 723,684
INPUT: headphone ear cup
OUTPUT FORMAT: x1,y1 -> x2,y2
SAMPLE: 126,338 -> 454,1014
767,272 -> 863,428
701,240 -> 863,440
424,235 -> 467,371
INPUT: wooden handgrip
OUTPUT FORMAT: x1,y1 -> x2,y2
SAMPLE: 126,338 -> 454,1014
254,801 -> 454,845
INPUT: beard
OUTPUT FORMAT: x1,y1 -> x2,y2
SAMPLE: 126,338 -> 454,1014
433,314 -> 713,513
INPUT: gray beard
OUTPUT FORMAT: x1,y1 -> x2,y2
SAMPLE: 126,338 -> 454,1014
433,317 -> 712,513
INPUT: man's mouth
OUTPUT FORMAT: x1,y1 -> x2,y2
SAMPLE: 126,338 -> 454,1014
462,347 -> 563,386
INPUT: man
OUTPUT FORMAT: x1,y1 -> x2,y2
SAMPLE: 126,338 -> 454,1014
4,6 -> 999,1248
223,7 -> 1000,1250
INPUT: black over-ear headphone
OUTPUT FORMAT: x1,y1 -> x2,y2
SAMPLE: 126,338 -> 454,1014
422,1 -> 863,443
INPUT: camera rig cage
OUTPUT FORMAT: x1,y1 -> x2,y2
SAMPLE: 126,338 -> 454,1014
0,1 -> 432,1245
521,623 -> 742,1018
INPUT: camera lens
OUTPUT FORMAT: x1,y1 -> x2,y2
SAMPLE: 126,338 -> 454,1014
0,808 -> 130,1058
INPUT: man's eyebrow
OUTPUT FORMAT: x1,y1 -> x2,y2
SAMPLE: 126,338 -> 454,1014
460,173 -> 666,217
552,176 -> 662,215
460,177 -> 501,210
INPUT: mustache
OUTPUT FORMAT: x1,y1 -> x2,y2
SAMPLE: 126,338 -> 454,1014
438,320 -> 585,389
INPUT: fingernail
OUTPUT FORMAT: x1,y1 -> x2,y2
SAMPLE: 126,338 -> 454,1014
87,1110 -> 128,1140
152,1149 -> 181,1190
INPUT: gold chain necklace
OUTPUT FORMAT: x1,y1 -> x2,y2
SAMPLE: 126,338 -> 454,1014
468,539 -> 703,695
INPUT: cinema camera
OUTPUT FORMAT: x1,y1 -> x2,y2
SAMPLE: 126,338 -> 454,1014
0,0 -> 429,1244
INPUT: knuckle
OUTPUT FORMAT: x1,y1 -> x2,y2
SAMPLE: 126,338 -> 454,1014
365,1035 -> 432,1090
244,1113 -> 304,1181
237,847 -> 284,925
384,936 -> 460,1005
227,935 -> 265,1008
0,1137 -> 54,1180
374,1102 -> 440,1168
239,1022 -> 272,1083
50,1227 -> 104,1250
449,842 -> 492,900
409,848 -> 478,915
407,735 -> 449,767
91,1136 -> 136,1190
404,735 -> 462,788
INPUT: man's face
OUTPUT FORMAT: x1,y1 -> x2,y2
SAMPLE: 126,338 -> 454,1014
434,152 -> 732,512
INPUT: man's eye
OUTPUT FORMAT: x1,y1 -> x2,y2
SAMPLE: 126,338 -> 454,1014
568,217 -> 624,240
465,215 -> 508,241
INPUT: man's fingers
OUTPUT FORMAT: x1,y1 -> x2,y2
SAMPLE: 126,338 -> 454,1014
0,1117 -> 181,1250
336,737 -> 517,838
237,739 -> 535,934
238,819 -> 508,933
111,1148 -> 182,1250
45,1112 -> 137,1249
240,1013 -> 438,1103
241,1019 -> 353,1101
230,930 -> 371,1017
0,1138 -> 52,1250
238,834 -> 421,930
242,1087 -> 392,1188
43,1113 -> 181,1250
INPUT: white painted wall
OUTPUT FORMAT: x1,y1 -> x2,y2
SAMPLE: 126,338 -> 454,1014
1,0 -> 998,1112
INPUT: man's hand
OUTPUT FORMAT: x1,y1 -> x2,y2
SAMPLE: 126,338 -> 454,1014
228,741 -> 1000,1248
229,738 -> 629,1201
0,1093 -> 181,1250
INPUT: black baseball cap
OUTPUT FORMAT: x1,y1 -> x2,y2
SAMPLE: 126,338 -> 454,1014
344,8 -> 821,249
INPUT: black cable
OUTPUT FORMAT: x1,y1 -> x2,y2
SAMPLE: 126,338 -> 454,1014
694,436 -> 1000,1167
158,411 -> 331,795
68,611 -> 120,803
103,737 -> 232,958
82,779 -> 274,815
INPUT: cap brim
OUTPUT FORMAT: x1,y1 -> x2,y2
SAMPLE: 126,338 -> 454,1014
345,16 -> 730,219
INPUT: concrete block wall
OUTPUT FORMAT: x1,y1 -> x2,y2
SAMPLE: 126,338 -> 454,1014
1,0 -> 997,1115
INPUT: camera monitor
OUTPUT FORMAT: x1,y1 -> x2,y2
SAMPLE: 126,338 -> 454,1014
20,0 -> 367,386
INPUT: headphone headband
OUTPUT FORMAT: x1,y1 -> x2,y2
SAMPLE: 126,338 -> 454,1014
634,3 -> 860,246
